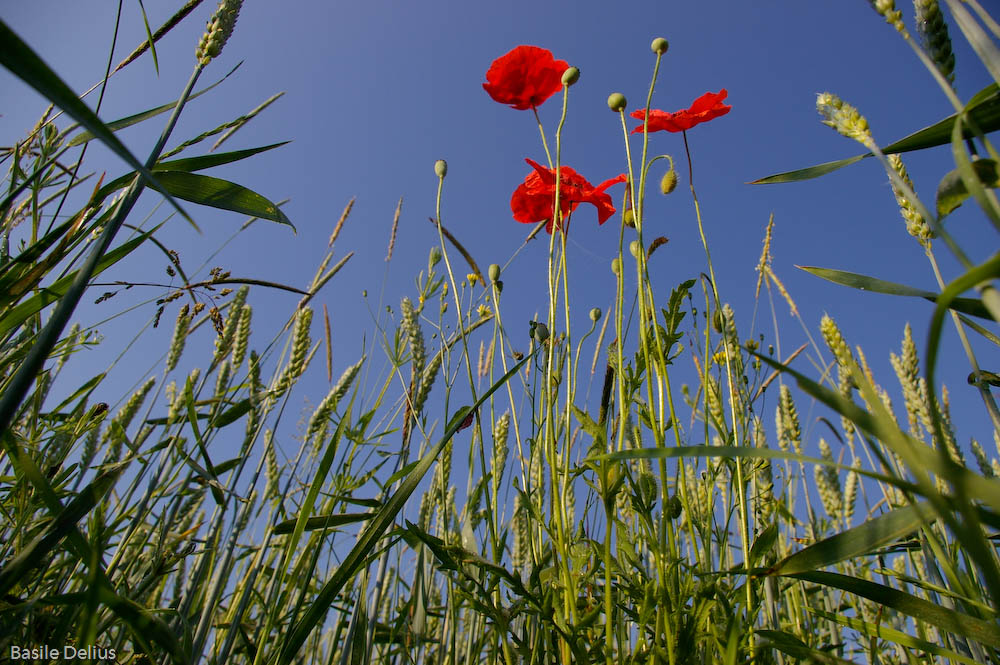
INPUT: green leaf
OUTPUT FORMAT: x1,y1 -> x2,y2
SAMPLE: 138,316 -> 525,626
768,503 -> 929,576
756,630 -> 859,664
937,158 -> 1000,218
149,171 -> 294,230
788,571 -> 1000,649
748,522 -> 778,568
0,20 -> 187,221
271,513 -> 372,535
808,607 -> 983,665
751,83 -> 1000,184
95,142 -> 290,200
799,265 -> 992,319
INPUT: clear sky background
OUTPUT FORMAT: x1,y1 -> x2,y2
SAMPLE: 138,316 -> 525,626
2,3 -> 997,466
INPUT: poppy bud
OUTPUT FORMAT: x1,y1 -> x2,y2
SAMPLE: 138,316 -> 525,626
488,263 -> 501,283
660,169 -> 678,195
561,66 -> 580,86
712,309 -> 724,333
622,208 -> 635,228
611,257 -> 622,275
651,38 -> 669,55
629,240 -> 641,258
434,159 -> 448,178
607,93 -> 627,112
589,307 -> 602,322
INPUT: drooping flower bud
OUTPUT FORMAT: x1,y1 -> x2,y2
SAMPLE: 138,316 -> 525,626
195,0 -> 243,66
561,66 -> 580,86
660,169 -> 678,195
607,93 -> 627,112
651,38 -> 669,55
434,159 -> 448,178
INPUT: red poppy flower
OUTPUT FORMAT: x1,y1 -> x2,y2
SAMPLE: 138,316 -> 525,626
630,89 -> 731,133
511,158 -> 627,233
483,45 -> 569,110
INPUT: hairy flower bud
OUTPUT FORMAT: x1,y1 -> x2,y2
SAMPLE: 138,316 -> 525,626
434,159 -> 448,178
561,66 -> 580,86
660,169 -> 678,195
607,93 -> 627,112
651,38 -> 669,55
488,263 -> 501,283
589,307 -> 602,322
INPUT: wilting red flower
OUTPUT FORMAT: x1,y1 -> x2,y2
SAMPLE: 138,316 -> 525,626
483,46 -> 569,110
630,89 -> 731,133
511,158 -> 627,233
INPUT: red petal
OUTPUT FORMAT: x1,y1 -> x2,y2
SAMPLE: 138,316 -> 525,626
483,45 -> 569,111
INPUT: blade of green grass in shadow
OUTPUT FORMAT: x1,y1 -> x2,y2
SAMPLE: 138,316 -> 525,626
94,142 -> 290,200
276,354 -> 531,665
767,502 -> 931,576
751,83 -> 1000,184
787,571 -> 1000,650
755,630 -> 857,664
808,607 -> 983,664
798,265 -> 992,318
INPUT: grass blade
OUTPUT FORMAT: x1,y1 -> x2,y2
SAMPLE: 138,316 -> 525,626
799,265 -> 992,318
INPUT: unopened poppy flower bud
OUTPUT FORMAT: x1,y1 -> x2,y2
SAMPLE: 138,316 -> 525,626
488,263 -> 501,283
533,322 -> 549,343
660,169 -> 678,195
622,208 -> 635,228
651,38 -> 669,55
589,307 -> 602,322
607,93 -> 627,112
611,257 -> 622,275
629,240 -> 641,258
561,66 -> 580,86
434,159 -> 448,178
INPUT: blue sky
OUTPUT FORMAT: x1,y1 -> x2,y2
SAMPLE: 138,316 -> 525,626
3,2 -> 997,468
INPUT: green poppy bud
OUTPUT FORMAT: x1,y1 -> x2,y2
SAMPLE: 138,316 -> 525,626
611,257 -> 622,275
660,169 -> 678,195
607,93 -> 627,112
434,159 -> 448,178
532,322 -> 549,343
622,208 -> 635,228
589,307 -> 602,322
488,263 -> 501,283
561,66 -> 580,86
651,38 -> 669,55
629,240 -> 641,258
